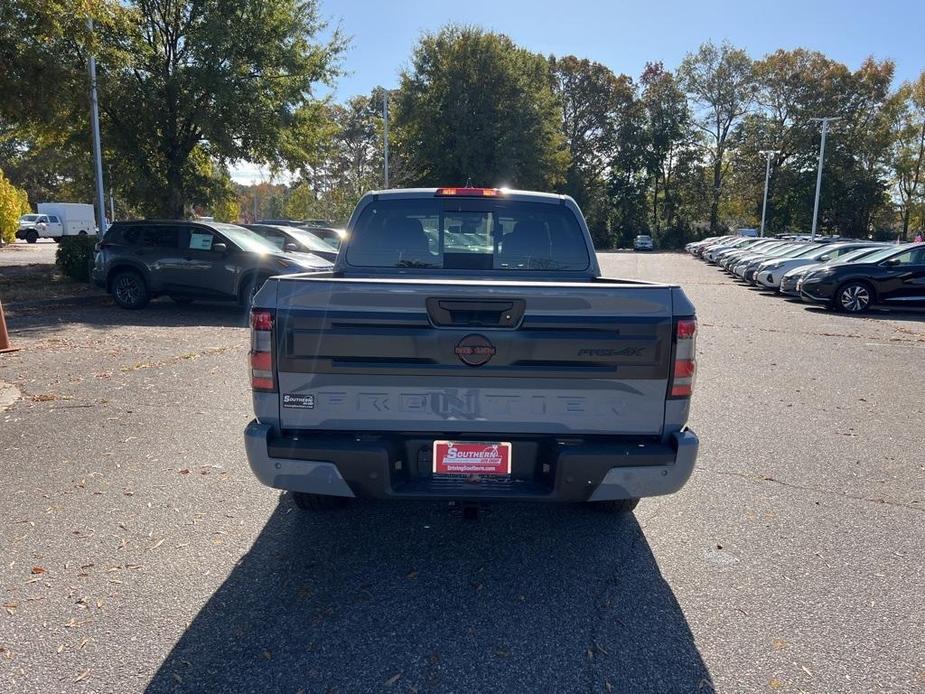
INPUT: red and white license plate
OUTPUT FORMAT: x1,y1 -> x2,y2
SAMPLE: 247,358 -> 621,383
433,441 -> 512,475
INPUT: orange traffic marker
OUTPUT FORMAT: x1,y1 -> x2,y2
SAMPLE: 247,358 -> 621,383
0,300 -> 19,353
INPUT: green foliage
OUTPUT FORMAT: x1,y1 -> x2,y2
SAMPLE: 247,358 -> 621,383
55,236 -> 97,282
0,169 -> 30,244
393,27 -> 568,189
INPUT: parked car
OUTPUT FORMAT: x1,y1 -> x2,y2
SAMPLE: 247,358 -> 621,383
244,186 -> 699,513
16,203 -> 96,243
731,243 -> 811,280
92,220 -> 331,309
754,242 -> 882,289
778,246 -> 886,297
300,225 -> 346,248
633,234 -> 654,251
243,223 -> 338,262
799,243 -> 925,312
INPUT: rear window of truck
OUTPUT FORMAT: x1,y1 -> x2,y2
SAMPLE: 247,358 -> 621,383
346,198 -> 591,271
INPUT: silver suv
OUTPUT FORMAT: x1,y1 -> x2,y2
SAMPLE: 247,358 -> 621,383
92,220 -> 331,309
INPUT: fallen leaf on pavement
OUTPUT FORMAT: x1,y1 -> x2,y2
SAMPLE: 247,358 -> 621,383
384,673 -> 401,686
149,539 -> 165,551
75,669 -> 91,682
178,469 -> 190,475
31,566 -> 46,575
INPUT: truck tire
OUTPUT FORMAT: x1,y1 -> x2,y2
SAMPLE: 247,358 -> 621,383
111,269 -> 150,309
291,492 -> 348,511
590,498 -> 639,514
26,229 -> 38,244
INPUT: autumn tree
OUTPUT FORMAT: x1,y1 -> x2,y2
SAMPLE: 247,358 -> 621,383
550,56 -> 641,244
678,41 -> 755,233
888,72 -> 925,238
640,62 -> 692,233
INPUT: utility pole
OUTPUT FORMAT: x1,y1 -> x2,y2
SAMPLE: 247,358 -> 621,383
383,91 -> 390,189
758,150 -> 780,238
87,18 -> 107,233
809,117 -> 839,241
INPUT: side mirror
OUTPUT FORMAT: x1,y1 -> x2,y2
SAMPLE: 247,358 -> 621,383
284,242 -> 299,252
882,257 -> 900,267
212,242 -> 228,254
819,254 -> 831,262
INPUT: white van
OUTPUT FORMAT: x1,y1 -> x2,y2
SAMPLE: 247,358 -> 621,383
17,203 -> 97,243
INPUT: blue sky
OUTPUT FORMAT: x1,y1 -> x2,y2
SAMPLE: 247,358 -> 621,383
232,0 -> 925,182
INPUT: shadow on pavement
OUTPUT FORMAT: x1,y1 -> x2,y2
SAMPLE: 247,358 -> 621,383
146,499 -> 710,693
7,297 -> 252,333
802,305 -> 925,322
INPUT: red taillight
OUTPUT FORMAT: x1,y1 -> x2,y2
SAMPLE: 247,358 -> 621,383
250,308 -> 276,392
669,318 -> 697,399
435,187 -> 501,197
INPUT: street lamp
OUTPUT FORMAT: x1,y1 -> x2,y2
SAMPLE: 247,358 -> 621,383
758,150 -> 780,238
809,117 -> 840,241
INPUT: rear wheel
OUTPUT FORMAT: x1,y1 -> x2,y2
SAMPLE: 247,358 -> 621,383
834,281 -> 873,313
590,498 -> 640,514
111,270 -> 149,309
291,492 -> 348,511
26,229 -> 38,244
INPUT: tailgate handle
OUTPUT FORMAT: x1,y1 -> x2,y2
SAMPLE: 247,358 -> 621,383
426,298 -> 525,328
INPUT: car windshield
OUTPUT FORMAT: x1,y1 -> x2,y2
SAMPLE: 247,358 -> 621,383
829,247 -> 884,264
20,214 -> 39,222
347,197 -> 591,271
212,223 -> 280,253
636,235 -> 651,241
791,245 -> 826,258
282,227 -> 337,253
850,245 -> 913,264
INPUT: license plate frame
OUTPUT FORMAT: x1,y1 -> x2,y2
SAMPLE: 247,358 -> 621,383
432,440 -> 512,476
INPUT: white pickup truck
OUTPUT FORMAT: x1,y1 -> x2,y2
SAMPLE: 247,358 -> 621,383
244,187 -> 699,514
16,203 -> 96,243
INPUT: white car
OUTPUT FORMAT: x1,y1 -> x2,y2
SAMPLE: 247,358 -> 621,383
754,243 -> 882,289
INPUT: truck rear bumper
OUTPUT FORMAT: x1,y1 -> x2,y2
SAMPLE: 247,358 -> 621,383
244,420 -> 698,502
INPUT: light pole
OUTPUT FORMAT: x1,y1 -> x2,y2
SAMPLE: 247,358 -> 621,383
108,167 -> 115,223
383,91 -> 390,189
758,150 -> 780,238
87,18 -> 107,233
809,117 -> 840,240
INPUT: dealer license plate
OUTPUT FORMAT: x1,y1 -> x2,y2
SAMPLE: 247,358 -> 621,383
432,441 -> 512,475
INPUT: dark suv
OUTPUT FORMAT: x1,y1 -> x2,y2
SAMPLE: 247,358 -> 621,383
92,220 -> 331,309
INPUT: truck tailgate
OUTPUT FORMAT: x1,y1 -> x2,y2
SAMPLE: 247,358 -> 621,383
271,277 -> 677,436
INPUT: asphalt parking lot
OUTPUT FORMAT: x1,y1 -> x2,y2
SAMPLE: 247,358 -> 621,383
1,251 -> 923,693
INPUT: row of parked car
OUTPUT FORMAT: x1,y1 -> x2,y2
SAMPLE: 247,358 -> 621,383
92,219 -> 344,309
685,235 -> 925,313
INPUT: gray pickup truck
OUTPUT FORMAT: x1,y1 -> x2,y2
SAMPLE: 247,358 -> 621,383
244,187 -> 698,513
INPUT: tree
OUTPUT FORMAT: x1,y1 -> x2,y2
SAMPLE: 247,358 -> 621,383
0,169 -> 30,244
1,0 -> 345,218
678,41 -> 755,232
889,73 -> 925,238
550,56 -> 640,244
640,62 -> 692,232
393,26 -> 568,189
